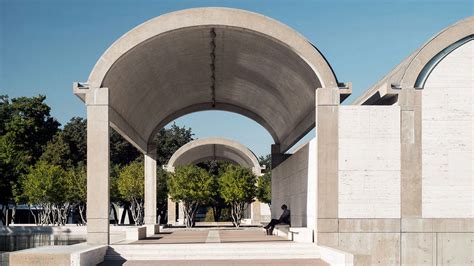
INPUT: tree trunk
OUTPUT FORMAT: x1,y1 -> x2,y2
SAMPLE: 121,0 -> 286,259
11,205 -> 16,225
183,202 -> 198,228
120,204 -> 128,224
78,204 -> 87,225
130,198 -> 144,226
28,205 -> 37,225
0,204 -> 7,226
111,203 -> 119,225
231,202 -> 247,227
212,206 -> 222,222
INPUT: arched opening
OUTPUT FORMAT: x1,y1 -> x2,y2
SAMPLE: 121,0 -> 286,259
164,137 -> 268,226
74,7 -> 348,245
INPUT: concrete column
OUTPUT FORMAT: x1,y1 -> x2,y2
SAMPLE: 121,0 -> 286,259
251,200 -> 262,224
86,88 -> 110,245
399,88 -> 422,218
167,196 -> 176,225
316,87 -> 340,219
178,202 -> 185,225
144,148 -> 159,236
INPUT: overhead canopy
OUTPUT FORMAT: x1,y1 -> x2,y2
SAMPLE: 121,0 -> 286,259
166,137 -> 263,176
77,8 -> 349,153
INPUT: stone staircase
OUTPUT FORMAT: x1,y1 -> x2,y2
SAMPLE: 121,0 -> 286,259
103,242 -> 322,261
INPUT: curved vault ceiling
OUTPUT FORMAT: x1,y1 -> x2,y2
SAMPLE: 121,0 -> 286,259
78,8 -> 344,153
102,27 -> 320,151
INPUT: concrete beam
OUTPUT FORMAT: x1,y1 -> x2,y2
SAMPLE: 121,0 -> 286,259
74,82 -> 148,154
109,107 -> 148,154
271,144 -> 291,169
338,82 -> 352,103
279,110 -> 314,154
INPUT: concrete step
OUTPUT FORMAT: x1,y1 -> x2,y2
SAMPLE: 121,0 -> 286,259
104,243 -> 321,261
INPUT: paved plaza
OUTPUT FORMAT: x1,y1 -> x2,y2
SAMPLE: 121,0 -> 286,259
129,227 -> 287,244
103,259 -> 328,266
101,227 -> 327,265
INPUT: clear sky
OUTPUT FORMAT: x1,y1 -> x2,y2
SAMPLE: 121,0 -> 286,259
1,0 -> 472,157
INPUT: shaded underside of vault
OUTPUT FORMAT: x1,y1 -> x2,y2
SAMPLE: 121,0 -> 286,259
171,144 -> 255,168
101,26 -> 322,152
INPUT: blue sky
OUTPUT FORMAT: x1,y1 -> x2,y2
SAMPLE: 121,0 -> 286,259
1,0 -> 472,156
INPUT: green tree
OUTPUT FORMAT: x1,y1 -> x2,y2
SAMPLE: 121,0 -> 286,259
153,123 -> 193,166
257,172 -> 271,205
0,95 -> 11,135
62,117 -> 141,166
66,164 -> 87,225
18,162 -> 70,225
168,165 -> 214,227
219,165 -> 257,227
258,154 -> 272,171
117,161 -> 145,225
156,167 -> 169,223
39,132 -> 73,169
257,154 -> 272,206
197,160 -> 231,221
111,129 -> 141,166
62,117 -> 87,166
0,95 -> 59,225
4,95 -> 60,161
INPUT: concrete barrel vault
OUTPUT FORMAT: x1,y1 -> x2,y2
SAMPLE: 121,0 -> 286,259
165,137 -> 263,176
164,137 -> 266,225
74,7 -> 349,245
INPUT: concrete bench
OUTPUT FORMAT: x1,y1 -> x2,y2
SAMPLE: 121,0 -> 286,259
273,225 -> 314,243
288,227 -> 313,243
125,226 -> 147,241
7,243 -> 108,266
144,224 -> 160,237
273,224 -> 290,238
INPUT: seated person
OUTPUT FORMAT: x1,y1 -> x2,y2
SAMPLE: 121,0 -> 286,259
264,204 -> 290,235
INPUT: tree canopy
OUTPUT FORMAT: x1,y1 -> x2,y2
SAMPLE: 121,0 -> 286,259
117,160 -> 145,225
219,165 -> 257,227
0,95 -> 60,224
0,94 -> 196,226
168,165 -> 214,227
257,154 -> 272,205
256,172 -> 271,205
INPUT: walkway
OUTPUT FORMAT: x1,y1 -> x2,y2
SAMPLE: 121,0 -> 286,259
101,227 -> 328,265
127,227 -> 288,244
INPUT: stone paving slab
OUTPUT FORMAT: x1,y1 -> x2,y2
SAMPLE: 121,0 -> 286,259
101,259 -> 329,266
126,227 -> 287,245
219,229 -> 287,243
130,230 -> 209,244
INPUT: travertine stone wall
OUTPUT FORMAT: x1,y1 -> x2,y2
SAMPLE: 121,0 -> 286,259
422,40 -> 474,218
338,106 -> 401,218
271,139 -> 316,230
270,38 -> 474,266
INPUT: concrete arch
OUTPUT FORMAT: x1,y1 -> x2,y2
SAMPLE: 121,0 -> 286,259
353,16 -> 473,105
149,103 -> 279,147
166,137 -> 263,176
414,36 -> 472,89
400,17 -> 473,89
81,7 -> 346,153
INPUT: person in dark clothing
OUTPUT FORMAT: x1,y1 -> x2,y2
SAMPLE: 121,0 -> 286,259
264,204 -> 290,235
